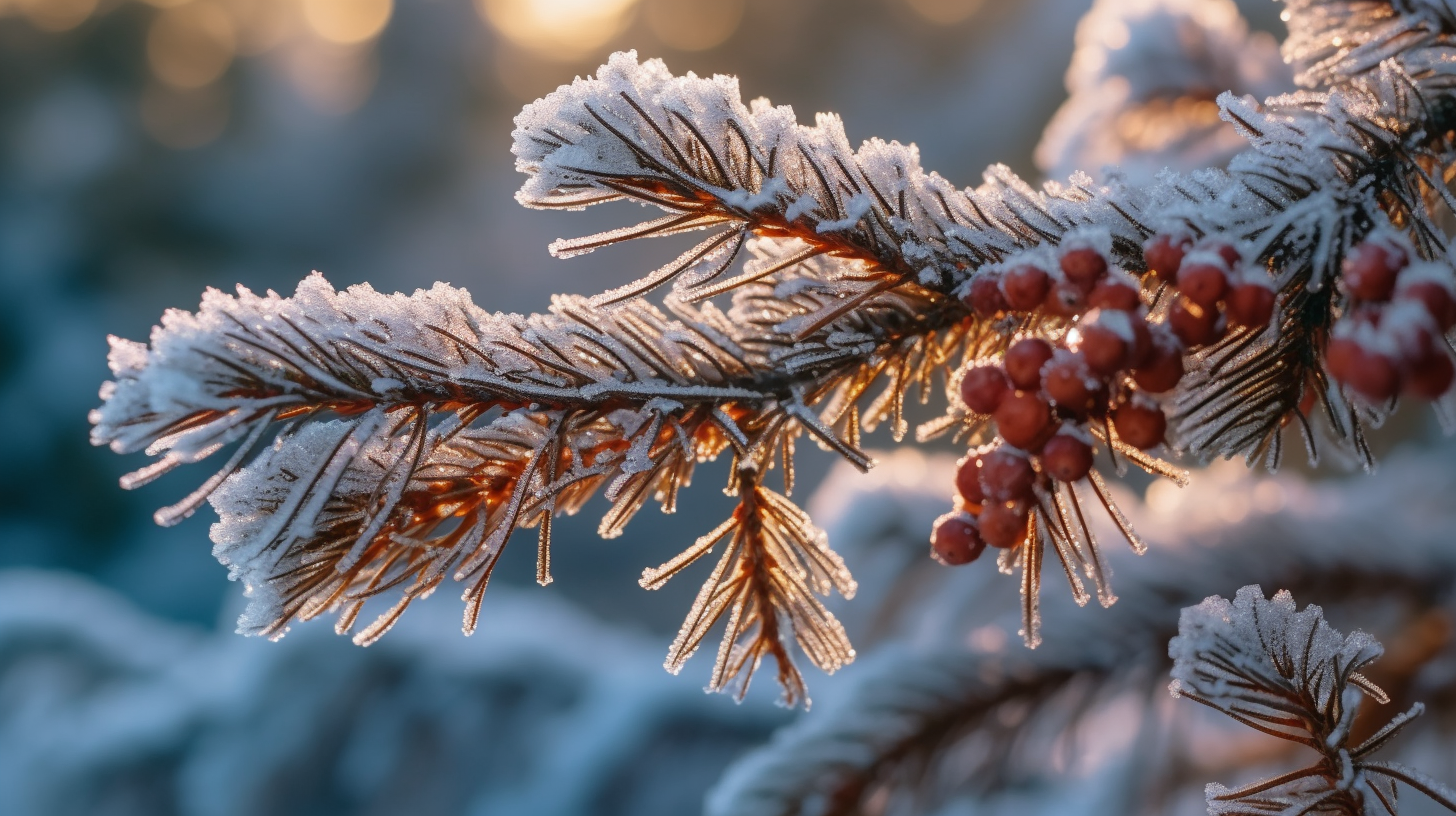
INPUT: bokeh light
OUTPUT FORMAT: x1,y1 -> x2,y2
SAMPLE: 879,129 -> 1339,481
17,0 -> 98,32
301,0 -> 392,45
139,81 -> 230,148
280,41 -> 380,114
901,0 -> 984,25
477,0 -> 639,60
146,1 -> 238,89
643,0 -> 743,52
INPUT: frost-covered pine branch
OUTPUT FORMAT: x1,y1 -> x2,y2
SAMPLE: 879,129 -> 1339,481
1171,586 -> 1456,816
91,0 -> 1456,705
709,444 -> 1456,816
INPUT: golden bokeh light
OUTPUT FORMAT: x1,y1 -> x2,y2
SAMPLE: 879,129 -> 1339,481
643,0 -> 742,52
18,0 -> 98,32
478,0 -> 639,61
140,81 -> 230,149
902,0 -> 984,25
302,0 -> 392,45
278,41 -> 379,114
147,1 -> 238,89
224,0 -> 303,55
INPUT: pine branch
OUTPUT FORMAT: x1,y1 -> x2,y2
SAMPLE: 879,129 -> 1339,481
1175,587 -> 1456,816
91,0 -> 1456,704
707,443 -> 1456,816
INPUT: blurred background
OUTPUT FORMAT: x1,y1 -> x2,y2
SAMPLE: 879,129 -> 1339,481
12,1 -> 1454,815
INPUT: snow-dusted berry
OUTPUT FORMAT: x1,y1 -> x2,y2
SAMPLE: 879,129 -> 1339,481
1226,281 -> 1276,329
1132,329 -> 1184,393
1328,338 -> 1401,403
1398,280 -> 1456,332
960,364 -> 1010,414
1079,309 -> 1132,375
979,501 -> 1029,549
1044,279 -> 1090,318
1088,279 -> 1142,312
1060,246 -> 1108,290
1168,297 -> 1222,347
1003,264 -> 1051,311
1043,352 -> 1104,417
1112,402 -> 1166,450
1406,349 -> 1455,399
1041,433 -> 1094,482
955,453 -> 985,506
1343,240 -> 1407,302
1207,242 -> 1241,268
1177,258 -> 1230,308
965,273 -> 1009,318
1004,338 -> 1055,390
1143,233 -> 1189,285
931,511 -> 986,566
978,448 -> 1035,501
995,391 -> 1053,450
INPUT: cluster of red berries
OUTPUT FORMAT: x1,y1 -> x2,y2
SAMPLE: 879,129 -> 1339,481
932,231 -> 1279,567
1143,234 -> 1277,346
1325,236 -> 1456,403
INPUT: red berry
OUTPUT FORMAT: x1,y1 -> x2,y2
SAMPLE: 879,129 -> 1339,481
1111,403 -> 1167,450
1132,330 -> 1185,393
1060,246 -> 1108,290
1126,317 -> 1153,368
1226,282 -> 1276,329
1041,433 -> 1094,482
931,511 -> 986,566
1089,279 -> 1142,311
955,454 -> 985,506
965,273 -> 1008,318
1333,342 -> 1401,403
1043,352 -> 1104,417
1398,280 -> 1456,332
1206,242 -> 1241,268
1344,240 -> 1407,302
1177,260 -> 1230,308
1349,353 -> 1402,402
1143,234 -> 1189,285
1079,309 -> 1133,375
979,501 -> 1029,549
1325,336 -> 1361,383
1044,278 -> 1090,318
960,365 -> 1011,414
1168,297 -> 1222,348
995,391 -> 1053,450
1004,338 -> 1055,390
979,448 -> 1035,501
1406,348 -> 1455,399
1003,264 -> 1051,311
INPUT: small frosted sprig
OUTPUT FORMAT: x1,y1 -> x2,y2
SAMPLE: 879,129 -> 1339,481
1170,586 -> 1456,816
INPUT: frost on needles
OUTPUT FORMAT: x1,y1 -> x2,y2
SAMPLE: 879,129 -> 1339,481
92,0 -> 1456,706
1170,586 -> 1456,816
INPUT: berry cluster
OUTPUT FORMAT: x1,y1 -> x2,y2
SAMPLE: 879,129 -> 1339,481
1325,236 -> 1456,403
931,231 -> 1278,567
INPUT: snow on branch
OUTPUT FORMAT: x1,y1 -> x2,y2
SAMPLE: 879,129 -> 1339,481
1171,586 -> 1456,815
91,0 -> 1456,704
709,444 -> 1456,816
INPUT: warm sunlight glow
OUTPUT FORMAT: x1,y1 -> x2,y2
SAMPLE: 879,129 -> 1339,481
643,0 -> 743,52
302,0 -> 392,45
147,1 -> 238,89
18,0 -> 98,32
902,0 -> 983,25
478,0 -> 639,60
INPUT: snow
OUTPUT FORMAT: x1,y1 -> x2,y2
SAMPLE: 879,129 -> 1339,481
0,571 -> 786,816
